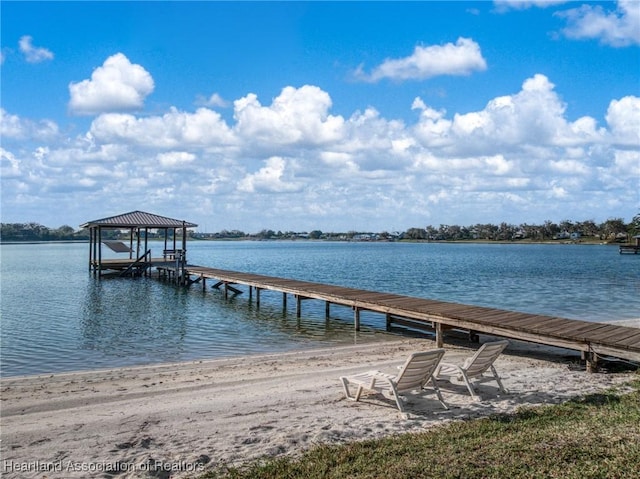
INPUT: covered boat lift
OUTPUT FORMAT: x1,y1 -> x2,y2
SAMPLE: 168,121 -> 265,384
80,210 -> 197,279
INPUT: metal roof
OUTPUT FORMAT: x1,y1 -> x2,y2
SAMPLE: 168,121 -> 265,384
80,210 -> 197,229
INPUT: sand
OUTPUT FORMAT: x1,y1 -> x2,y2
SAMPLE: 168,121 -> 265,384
1,335 -> 637,479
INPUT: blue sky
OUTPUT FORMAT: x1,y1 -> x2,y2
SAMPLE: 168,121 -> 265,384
1,1 -> 639,233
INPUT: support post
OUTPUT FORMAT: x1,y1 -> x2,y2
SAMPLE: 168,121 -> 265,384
354,307 -> 361,331
325,301 -> 330,319
97,227 -> 102,278
584,350 -> 599,373
296,295 -> 302,318
435,322 -> 444,348
249,286 -> 253,301
202,277 -> 206,292
386,313 -> 391,331
256,288 -> 261,308
283,292 -> 287,310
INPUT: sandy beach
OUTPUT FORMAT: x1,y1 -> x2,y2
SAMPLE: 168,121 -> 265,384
1,335 -> 638,479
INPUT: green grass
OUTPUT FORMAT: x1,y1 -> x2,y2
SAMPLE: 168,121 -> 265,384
199,377 -> 640,479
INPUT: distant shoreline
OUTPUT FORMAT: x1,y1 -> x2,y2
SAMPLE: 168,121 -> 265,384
0,238 -> 627,246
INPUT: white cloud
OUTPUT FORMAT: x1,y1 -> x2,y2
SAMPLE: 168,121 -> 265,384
494,0 -> 568,11
605,95 -> 640,145
196,93 -> 229,108
413,74 -> 606,154
0,148 -> 21,179
68,53 -> 155,115
0,108 -> 59,141
89,107 -> 234,148
237,156 -> 302,193
18,35 -> 54,63
233,85 -> 344,146
557,0 -> 640,47
3,77 -> 638,231
157,151 -> 196,168
355,38 -> 487,82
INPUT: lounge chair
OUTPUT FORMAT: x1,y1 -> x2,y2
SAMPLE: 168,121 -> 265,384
434,340 -> 509,399
340,349 -> 448,416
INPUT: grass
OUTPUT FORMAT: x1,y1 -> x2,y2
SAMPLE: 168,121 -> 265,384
199,376 -> 640,479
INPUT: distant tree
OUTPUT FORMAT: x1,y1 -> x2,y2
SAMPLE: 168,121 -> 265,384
559,219 -> 574,233
629,213 -> 640,237
425,225 -> 438,240
600,218 -> 627,241
255,229 -> 276,239
497,222 -> 514,241
542,220 -> 560,240
53,225 -> 76,240
405,227 -> 427,240
309,230 -> 323,240
576,219 -> 599,237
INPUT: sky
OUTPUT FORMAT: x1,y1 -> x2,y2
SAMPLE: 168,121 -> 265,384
1,1 -> 639,233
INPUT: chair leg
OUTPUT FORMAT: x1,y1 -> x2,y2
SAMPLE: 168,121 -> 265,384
354,385 -> 363,401
490,365 -> 508,393
429,377 -> 449,410
341,377 -> 358,401
460,372 -> 479,400
389,384 -> 406,413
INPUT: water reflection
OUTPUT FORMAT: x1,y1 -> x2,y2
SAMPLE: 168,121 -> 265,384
80,277 -> 189,362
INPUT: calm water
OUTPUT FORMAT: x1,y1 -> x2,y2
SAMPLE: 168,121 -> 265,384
1,241 -> 638,377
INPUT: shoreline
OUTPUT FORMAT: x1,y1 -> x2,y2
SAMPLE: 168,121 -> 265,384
2,336 -> 637,479
0,238 -> 629,246
3,318 -> 637,381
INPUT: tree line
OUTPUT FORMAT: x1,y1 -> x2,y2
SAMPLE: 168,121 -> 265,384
1,215 -> 638,243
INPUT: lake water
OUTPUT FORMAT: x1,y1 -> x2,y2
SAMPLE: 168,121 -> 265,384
1,241 -> 638,377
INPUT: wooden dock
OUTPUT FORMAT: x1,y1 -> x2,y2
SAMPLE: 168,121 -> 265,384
158,265 -> 640,372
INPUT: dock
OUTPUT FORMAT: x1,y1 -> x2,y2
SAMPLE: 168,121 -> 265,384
159,264 -> 640,373
620,234 -> 640,254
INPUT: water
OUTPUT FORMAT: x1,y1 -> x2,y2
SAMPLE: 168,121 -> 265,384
1,241 -> 638,377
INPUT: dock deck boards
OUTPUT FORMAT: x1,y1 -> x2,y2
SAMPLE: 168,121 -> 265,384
160,265 -> 640,369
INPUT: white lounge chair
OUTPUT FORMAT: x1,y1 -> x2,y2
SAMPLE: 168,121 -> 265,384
434,340 -> 509,399
340,349 -> 448,416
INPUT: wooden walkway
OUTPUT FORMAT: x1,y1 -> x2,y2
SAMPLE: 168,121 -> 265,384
159,265 -> 640,372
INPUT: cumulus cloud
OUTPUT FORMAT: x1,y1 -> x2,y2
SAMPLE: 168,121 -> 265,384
4,76 -> 638,231
556,0 -> 640,47
1,147 -> 21,179
237,156 -> 302,193
606,96 -> 640,145
157,151 -> 196,168
494,0 -> 568,11
413,74 -> 605,154
90,107 -> 234,148
0,108 -> 59,141
195,93 -> 229,108
18,35 -> 54,63
233,85 -> 344,146
355,38 -> 487,82
68,53 -> 155,115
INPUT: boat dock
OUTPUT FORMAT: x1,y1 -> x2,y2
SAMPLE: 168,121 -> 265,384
159,264 -> 640,373
80,211 -> 639,373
